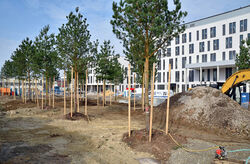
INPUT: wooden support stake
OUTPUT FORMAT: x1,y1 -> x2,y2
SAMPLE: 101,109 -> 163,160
24,79 -> 26,104
31,79 -> 34,101
14,79 -> 16,100
149,63 -> 156,142
134,74 -> 136,111
85,69 -> 88,115
77,72 -> 79,113
53,76 -> 55,108
97,81 -> 99,106
142,72 -> 145,111
49,78 -> 51,106
22,80 -> 24,102
110,84 -> 112,105
103,81 -> 105,107
64,70 -> 66,115
8,79 -> 10,96
36,79 -> 39,108
42,76 -> 44,109
128,64 -> 131,137
71,67 -> 73,117
166,64 -> 171,134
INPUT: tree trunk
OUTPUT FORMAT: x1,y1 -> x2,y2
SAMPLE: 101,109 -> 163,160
145,56 -> 150,131
74,70 -> 77,113
45,76 -> 48,106
142,71 -> 145,111
28,70 -> 31,100
18,80 -> 21,98
103,80 -> 106,107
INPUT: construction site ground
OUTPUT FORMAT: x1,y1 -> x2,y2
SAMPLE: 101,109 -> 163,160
0,95 -> 249,164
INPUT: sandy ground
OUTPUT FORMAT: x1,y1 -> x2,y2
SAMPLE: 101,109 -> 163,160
0,96 -> 250,164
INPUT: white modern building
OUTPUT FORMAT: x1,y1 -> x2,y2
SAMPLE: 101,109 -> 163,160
154,5 -> 250,93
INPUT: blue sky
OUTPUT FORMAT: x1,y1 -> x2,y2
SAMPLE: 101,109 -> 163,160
0,0 -> 249,70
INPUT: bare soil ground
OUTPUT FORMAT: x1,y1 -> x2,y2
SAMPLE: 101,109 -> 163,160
0,91 -> 250,164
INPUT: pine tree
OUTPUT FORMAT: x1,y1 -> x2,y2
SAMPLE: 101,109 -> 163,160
57,7 -> 95,112
111,0 -> 187,129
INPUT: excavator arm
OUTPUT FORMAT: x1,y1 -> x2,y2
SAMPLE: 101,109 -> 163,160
221,69 -> 250,94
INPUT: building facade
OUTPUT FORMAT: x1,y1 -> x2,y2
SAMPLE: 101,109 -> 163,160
155,5 -> 250,93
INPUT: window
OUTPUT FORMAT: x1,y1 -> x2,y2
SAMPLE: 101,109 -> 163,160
199,42 -> 205,52
189,56 -> 192,64
226,37 -> 232,48
202,29 -> 207,39
167,48 -> 171,57
157,72 -> 161,83
210,27 -> 216,38
158,60 -> 161,70
222,52 -> 226,60
182,57 -> 186,68
167,72 -> 169,82
196,55 -> 199,63
189,70 -> 194,82
189,32 -> 192,42
163,72 -> 165,83
182,71 -> 184,82
175,46 -> 180,56
213,39 -> 219,50
175,58 -> 178,69
189,44 -> 194,54
225,68 -> 232,79
175,35 -> 180,44
157,85 -> 165,90
182,45 -> 184,55
240,19 -> 247,32
213,69 -> 217,81
210,53 -> 216,62
240,35 -> 243,45
182,33 -> 187,43
202,54 -> 207,63
207,41 -> 210,51
248,33 -> 250,40
229,22 -> 236,34
169,59 -> 173,69
175,71 -> 180,82
207,69 -> 210,81
202,70 -> 205,81
197,30 -> 199,40
223,24 -> 226,35
163,59 -> 165,70
229,50 -> 236,60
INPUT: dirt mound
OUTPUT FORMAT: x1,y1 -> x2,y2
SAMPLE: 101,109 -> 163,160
122,129 -> 186,161
154,87 -> 250,139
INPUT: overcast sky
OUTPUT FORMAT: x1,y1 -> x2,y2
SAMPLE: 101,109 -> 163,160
0,0 -> 249,70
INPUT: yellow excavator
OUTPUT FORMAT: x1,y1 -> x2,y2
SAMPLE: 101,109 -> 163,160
221,69 -> 250,104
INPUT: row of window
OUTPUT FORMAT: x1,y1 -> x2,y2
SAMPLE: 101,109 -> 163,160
158,50 -> 236,70
157,68 -> 233,83
175,19 -> 248,45
159,33 -> 250,58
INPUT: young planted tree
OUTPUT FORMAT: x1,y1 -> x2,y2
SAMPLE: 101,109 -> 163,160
236,39 -> 250,70
34,25 -> 59,106
95,40 -> 123,106
11,48 -> 27,97
124,38 -> 157,110
17,38 -> 35,100
57,7 -> 94,113
111,0 -> 187,129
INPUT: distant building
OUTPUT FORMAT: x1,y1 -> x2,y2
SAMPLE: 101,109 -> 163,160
155,5 -> 250,93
